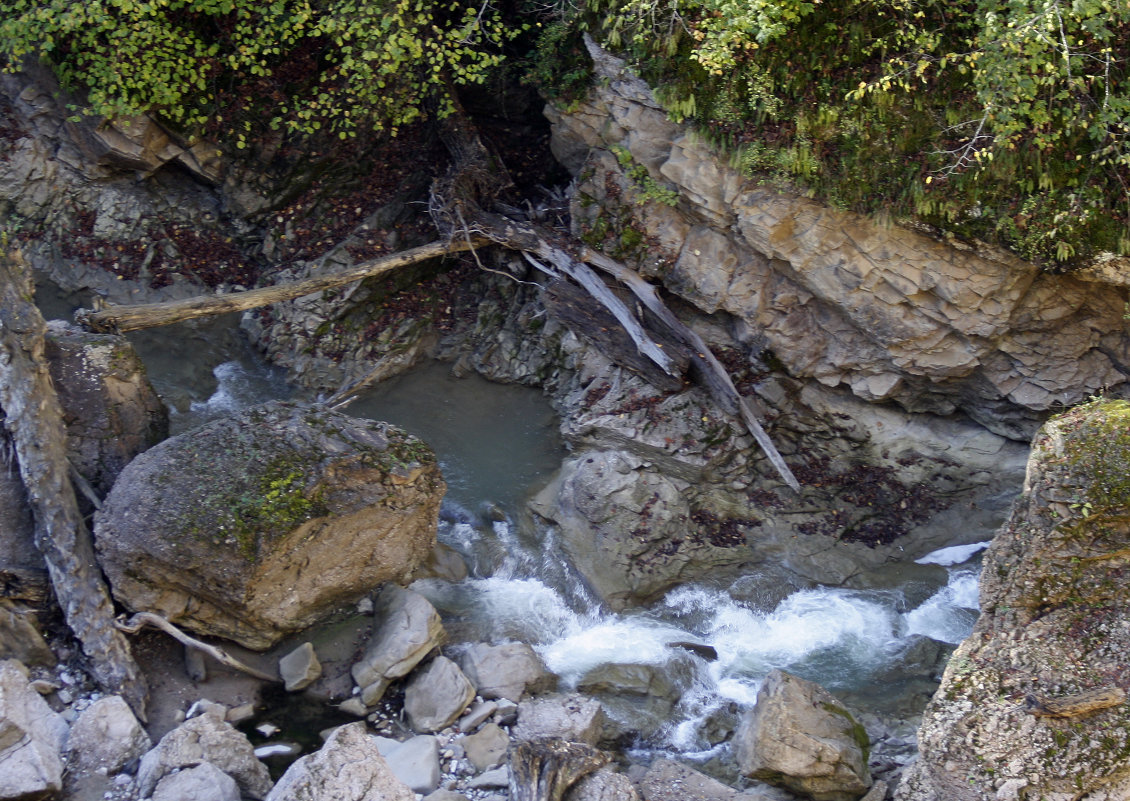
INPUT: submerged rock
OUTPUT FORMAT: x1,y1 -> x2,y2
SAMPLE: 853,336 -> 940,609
95,401 -> 444,649
734,670 -> 871,801
898,400 -> 1130,800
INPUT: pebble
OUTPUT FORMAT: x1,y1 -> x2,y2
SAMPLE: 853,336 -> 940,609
256,722 -> 281,737
57,688 -> 73,704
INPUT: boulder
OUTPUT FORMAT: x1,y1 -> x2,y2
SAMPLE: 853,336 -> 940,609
66,694 -> 150,775
0,660 -> 69,800
352,584 -> 446,706
458,642 -> 556,702
265,722 -> 415,801
152,762 -> 241,801
565,766 -> 641,801
95,401 -> 444,649
638,759 -> 777,801
374,734 -> 440,794
513,694 -> 605,746
897,400 -> 1130,801
459,700 -> 498,732
733,670 -> 871,801
278,642 -> 321,692
137,707 -> 272,799
404,656 -> 475,733
460,722 -> 510,771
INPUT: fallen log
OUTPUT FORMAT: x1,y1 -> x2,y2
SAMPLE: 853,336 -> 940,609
75,237 -> 487,333
0,249 -> 149,719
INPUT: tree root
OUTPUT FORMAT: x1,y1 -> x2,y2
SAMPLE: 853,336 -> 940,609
115,611 -> 280,683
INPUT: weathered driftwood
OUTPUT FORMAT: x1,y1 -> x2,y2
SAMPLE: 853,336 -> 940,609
0,250 -> 149,719
116,611 -> 280,683
75,237 -> 486,333
1026,686 -> 1126,719
508,738 -> 609,801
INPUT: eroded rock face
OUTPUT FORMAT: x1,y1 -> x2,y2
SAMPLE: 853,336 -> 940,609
897,400 -> 1130,800
95,401 -> 444,649
44,322 -> 168,499
549,42 -> 1130,440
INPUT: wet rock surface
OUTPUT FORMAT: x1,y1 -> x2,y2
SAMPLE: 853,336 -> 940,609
95,402 -> 444,649
734,670 -> 871,801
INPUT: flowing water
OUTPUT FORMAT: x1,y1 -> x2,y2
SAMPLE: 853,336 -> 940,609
40,285 -> 984,762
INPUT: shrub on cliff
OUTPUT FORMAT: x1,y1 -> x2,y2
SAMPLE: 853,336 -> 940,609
554,0 -> 1130,268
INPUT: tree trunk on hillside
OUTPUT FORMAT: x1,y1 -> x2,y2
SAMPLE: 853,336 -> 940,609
77,237 -> 487,333
0,250 -> 148,719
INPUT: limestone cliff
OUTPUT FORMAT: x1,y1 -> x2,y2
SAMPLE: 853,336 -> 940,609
897,400 -> 1130,800
548,42 -> 1130,442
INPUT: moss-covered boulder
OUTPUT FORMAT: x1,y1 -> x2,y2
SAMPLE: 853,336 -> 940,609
94,401 -> 444,649
897,400 -> 1130,801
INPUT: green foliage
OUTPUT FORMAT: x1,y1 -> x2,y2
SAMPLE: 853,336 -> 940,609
612,145 -> 679,206
0,0 -> 524,143
568,0 -> 1130,267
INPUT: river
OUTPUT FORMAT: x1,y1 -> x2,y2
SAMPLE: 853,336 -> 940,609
39,281 -> 982,767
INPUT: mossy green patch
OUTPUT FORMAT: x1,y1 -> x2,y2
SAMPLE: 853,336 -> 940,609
1054,399 -> 1130,516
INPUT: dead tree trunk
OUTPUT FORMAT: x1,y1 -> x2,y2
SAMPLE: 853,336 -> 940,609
508,739 -> 608,801
76,237 -> 486,333
0,250 -> 148,719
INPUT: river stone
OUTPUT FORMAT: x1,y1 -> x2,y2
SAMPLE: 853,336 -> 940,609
513,693 -> 605,746
638,759 -> 779,801
278,642 -> 321,692
733,670 -> 871,801
404,656 -> 475,733
266,722 -> 415,801
137,707 -> 272,799
564,766 -> 641,801
152,762 -> 240,801
352,584 -> 446,706
376,734 -> 440,794
460,722 -> 509,771
0,659 -> 69,801
458,642 -> 557,702
66,694 -> 150,775
95,401 -> 444,650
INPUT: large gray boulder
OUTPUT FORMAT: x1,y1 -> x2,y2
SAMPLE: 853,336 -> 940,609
352,584 -> 446,706
66,694 -> 150,775
734,670 -> 871,801
638,759 -> 779,801
458,642 -> 556,703
513,694 -> 605,746
374,734 -> 441,794
565,767 -> 641,801
0,660 -> 69,801
404,656 -> 475,733
266,722 -> 415,801
95,401 -> 444,649
137,707 -> 272,799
